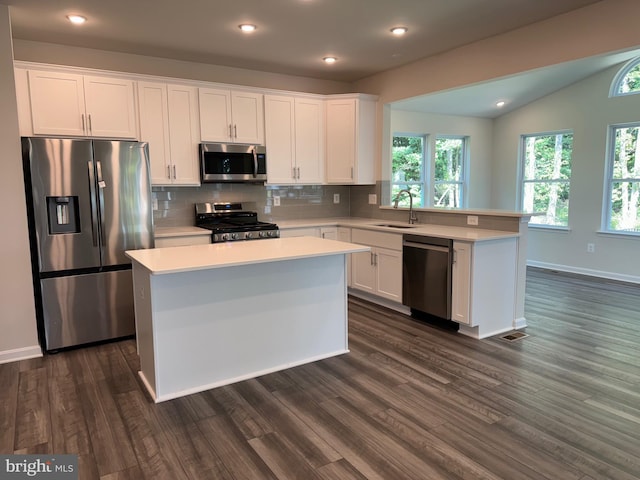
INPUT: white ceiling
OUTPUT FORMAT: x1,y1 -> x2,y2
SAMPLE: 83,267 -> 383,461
7,0 -> 602,83
391,48 -> 640,118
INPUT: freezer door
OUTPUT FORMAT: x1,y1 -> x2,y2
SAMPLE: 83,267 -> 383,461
93,141 -> 154,266
23,137 -> 101,272
40,270 -> 135,350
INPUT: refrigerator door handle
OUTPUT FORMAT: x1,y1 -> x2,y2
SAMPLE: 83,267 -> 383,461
96,160 -> 107,246
88,161 -> 99,246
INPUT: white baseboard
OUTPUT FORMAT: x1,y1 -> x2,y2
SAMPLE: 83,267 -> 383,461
527,260 -> 640,285
513,317 -> 528,330
0,345 -> 42,365
348,289 -> 410,315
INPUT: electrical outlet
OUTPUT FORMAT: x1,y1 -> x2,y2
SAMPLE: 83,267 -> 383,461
333,193 -> 340,204
368,194 -> 377,205
273,196 -> 280,207
587,243 -> 595,253
152,198 -> 158,211
467,215 -> 479,226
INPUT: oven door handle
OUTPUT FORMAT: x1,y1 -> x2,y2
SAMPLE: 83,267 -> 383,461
252,147 -> 258,178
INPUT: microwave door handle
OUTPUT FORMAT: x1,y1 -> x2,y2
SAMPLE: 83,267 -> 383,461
88,161 -> 99,246
252,148 -> 258,178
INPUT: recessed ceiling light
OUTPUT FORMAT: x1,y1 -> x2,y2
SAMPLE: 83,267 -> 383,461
496,101 -> 506,108
390,27 -> 408,36
323,56 -> 337,64
66,15 -> 87,25
238,24 -> 257,33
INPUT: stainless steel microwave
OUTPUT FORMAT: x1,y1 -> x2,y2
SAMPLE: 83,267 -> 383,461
200,143 -> 267,183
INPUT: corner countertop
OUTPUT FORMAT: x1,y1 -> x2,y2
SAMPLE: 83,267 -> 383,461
126,236 -> 369,275
277,217 -> 520,242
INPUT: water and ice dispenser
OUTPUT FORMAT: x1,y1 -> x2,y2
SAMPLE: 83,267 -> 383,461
46,196 -> 80,234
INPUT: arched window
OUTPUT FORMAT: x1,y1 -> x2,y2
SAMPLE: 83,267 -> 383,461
610,57 -> 640,97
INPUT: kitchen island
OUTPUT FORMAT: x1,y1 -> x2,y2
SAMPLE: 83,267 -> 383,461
125,237 -> 369,403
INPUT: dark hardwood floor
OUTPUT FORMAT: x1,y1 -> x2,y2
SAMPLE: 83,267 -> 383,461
2,267 -> 640,479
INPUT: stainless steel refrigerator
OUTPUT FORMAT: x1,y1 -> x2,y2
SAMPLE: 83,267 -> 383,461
22,137 -> 154,351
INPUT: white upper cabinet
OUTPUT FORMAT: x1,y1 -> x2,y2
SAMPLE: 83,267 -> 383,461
27,70 -> 137,139
138,81 -> 200,186
325,95 -> 376,185
199,88 -> 264,144
265,94 -> 324,184
295,97 -> 324,183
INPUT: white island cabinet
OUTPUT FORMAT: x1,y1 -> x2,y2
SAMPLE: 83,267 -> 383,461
126,237 -> 369,403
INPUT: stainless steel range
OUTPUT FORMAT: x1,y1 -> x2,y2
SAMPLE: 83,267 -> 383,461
195,202 -> 279,243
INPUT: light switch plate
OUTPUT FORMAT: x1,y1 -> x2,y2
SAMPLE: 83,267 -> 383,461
368,194 -> 377,205
333,193 -> 340,204
273,196 -> 281,207
467,215 -> 478,226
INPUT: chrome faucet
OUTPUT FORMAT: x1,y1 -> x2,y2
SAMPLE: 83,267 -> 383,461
393,189 -> 418,224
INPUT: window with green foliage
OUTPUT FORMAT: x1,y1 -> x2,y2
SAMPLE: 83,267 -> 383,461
434,137 -> 465,208
611,57 -> 640,96
521,132 -> 573,227
391,135 -> 425,207
605,124 -> 640,233
391,134 -> 467,208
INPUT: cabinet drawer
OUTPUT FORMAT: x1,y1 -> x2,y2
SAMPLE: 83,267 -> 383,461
351,229 -> 402,250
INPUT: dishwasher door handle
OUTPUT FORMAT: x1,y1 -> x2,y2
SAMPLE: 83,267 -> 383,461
403,241 -> 450,253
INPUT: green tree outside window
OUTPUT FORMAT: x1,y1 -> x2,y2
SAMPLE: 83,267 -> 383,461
521,132 -> 573,226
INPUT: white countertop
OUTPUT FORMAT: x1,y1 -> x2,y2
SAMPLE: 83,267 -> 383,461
127,236 -> 369,275
277,217 -> 519,242
154,217 -> 520,243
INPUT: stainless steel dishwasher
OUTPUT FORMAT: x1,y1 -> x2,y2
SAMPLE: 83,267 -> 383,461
402,234 -> 453,320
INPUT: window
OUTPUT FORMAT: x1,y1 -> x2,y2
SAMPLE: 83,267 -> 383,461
521,132 -> 573,227
391,135 -> 425,207
605,124 -> 640,233
391,134 -> 467,208
434,136 -> 465,208
610,57 -> 640,97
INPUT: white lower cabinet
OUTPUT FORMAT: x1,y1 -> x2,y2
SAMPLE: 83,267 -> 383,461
320,227 -> 337,239
279,227 -> 321,238
451,238 -> 518,338
451,241 -> 472,324
155,235 -> 211,248
279,226 -> 338,239
351,229 -> 402,303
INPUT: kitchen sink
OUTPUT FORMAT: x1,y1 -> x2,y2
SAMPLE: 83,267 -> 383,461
374,224 -> 417,229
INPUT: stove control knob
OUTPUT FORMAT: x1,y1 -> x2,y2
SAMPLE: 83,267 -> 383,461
259,231 -> 266,238
231,233 -> 238,240
221,233 -> 229,241
246,232 -> 254,239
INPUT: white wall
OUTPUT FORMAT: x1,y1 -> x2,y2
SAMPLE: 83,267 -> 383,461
0,5 -> 40,362
390,110 -> 494,208
353,0 -> 640,182
492,63 -> 640,282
